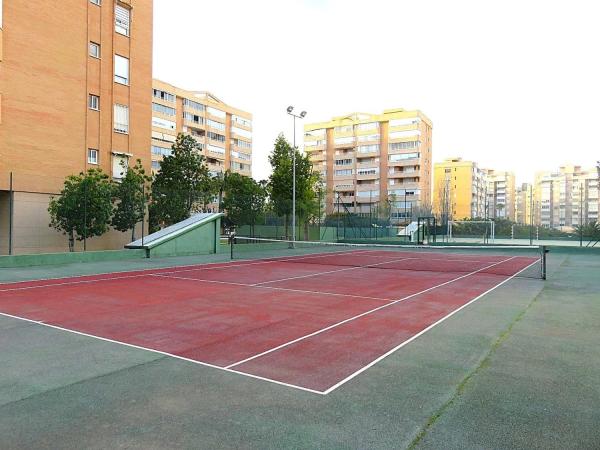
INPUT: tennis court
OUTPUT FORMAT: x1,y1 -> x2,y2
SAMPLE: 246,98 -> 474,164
0,239 -> 545,394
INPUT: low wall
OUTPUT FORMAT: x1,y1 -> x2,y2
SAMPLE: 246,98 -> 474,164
0,249 -> 146,268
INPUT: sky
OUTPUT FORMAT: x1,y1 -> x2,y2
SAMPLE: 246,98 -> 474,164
153,0 -> 600,184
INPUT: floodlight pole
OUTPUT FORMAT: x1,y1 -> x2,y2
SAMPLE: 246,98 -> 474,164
286,107 -> 307,245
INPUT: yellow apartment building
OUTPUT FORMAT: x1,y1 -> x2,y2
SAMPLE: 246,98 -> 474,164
0,0 -> 153,254
151,80 -> 252,179
433,158 -> 487,220
304,109 -> 432,222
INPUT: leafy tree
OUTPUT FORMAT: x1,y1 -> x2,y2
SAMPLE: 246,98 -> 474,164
221,172 -> 267,235
268,134 -> 320,239
112,159 -> 151,241
48,169 -> 113,251
149,133 -> 212,230
574,221 -> 600,239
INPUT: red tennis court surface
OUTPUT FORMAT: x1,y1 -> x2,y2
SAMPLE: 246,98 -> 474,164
0,250 -> 539,394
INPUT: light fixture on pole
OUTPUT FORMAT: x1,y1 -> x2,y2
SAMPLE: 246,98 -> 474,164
286,106 -> 307,245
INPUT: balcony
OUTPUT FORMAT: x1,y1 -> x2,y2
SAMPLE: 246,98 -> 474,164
356,171 -> 379,181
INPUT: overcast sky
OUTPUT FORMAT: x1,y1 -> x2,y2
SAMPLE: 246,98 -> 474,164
153,0 -> 600,184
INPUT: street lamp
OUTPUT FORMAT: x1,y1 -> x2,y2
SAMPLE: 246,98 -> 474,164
286,106 -> 307,244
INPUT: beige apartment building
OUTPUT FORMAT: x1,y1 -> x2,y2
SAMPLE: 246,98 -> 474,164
515,183 -> 533,225
534,165 -> 599,230
304,109 -> 432,222
151,80 -> 252,179
0,0 -> 153,254
486,170 -> 516,221
432,158 -> 487,220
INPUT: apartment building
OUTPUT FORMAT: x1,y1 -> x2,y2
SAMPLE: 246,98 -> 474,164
432,158 -> 487,220
534,165 -> 599,230
151,80 -> 252,178
515,183 -> 533,225
0,0 -> 153,254
304,109 -> 432,222
486,170 -> 516,221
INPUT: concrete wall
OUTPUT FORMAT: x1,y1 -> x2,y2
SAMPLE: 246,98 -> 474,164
2,191 -> 145,255
149,217 -> 221,257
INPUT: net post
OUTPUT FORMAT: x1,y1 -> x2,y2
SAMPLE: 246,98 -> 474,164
541,245 -> 547,280
229,233 -> 234,260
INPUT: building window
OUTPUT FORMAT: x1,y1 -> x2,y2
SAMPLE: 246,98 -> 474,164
152,116 -> 176,130
207,131 -> 226,143
88,149 -> 99,164
114,55 -> 129,85
115,5 -> 130,36
231,126 -> 252,139
90,0 -> 101,5
151,160 -> 161,170
112,154 -> 129,179
207,119 -> 226,131
153,89 -> 176,102
207,106 -> 226,118
89,42 -> 100,58
183,98 -> 204,110
88,94 -> 100,111
152,103 -> 176,116
114,104 -> 129,133
183,112 -> 204,125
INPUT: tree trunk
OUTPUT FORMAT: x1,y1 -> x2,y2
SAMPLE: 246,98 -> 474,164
131,227 -> 136,242
68,230 -> 75,252
284,214 -> 289,240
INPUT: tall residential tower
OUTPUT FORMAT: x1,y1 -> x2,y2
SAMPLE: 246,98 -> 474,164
151,80 -> 252,178
304,109 -> 432,222
0,0 -> 153,254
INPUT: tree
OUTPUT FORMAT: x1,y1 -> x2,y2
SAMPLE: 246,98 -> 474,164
221,172 -> 267,235
48,168 -> 113,251
268,134 -> 320,239
112,159 -> 151,241
149,133 -> 212,230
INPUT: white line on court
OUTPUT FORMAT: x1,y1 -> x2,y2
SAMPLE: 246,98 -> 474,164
224,257 -> 518,369
0,310 -> 326,395
250,257 -> 415,286
321,259 -> 540,394
0,257 -> 540,396
150,273 -> 393,302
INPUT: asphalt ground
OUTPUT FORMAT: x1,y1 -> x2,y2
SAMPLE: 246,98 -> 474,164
0,250 -> 598,449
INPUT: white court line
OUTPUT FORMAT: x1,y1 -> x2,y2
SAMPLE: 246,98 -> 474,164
150,274 -> 393,303
224,257 -> 518,369
0,249 -> 372,293
0,257 -> 540,396
0,310 -> 325,395
251,257 -> 415,286
321,259 -> 540,394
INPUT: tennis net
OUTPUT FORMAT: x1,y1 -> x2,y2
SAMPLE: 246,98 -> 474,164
230,236 -> 548,279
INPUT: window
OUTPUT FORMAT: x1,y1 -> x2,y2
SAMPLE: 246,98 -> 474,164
357,145 -> 379,153
207,131 -> 225,143
183,112 -> 204,125
207,107 -> 226,118
90,0 -> 101,5
88,94 -> 100,111
357,122 -> 379,131
154,89 -> 176,102
206,119 -> 225,131
114,55 -> 129,84
358,168 -> 379,175
151,145 -> 172,157
88,149 -> 99,164
232,115 -> 252,127
232,138 -> 252,149
112,154 -> 129,179
152,116 -> 176,130
231,126 -> 252,139
231,151 -> 251,161
207,144 -> 225,155
114,104 -> 129,133
152,103 -> 176,116
334,125 -> 353,133
334,136 -> 354,145
335,169 -> 353,176
389,130 -> 421,139
335,159 -> 353,166
183,98 -> 204,110
389,152 -> 419,162
115,5 -> 130,36
89,42 -> 100,58
389,141 -> 419,151
358,134 -> 380,142
151,160 -> 161,170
